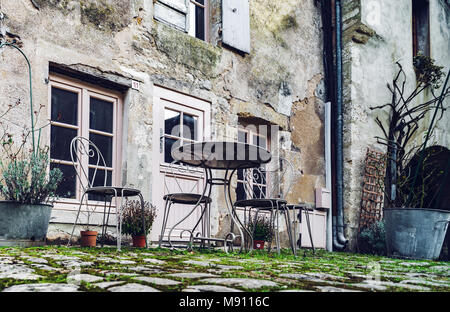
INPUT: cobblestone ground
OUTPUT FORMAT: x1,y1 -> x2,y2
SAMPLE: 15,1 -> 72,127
0,246 -> 449,292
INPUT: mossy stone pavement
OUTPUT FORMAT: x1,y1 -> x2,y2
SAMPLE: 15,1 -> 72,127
0,246 -> 449,292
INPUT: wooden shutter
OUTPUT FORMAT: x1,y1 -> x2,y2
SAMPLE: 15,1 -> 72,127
154,0 -> 189,32
222,0 -> 251,54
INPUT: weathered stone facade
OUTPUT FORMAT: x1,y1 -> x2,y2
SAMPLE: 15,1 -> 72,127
341,0 -> 450,250
0,0 -> 326,247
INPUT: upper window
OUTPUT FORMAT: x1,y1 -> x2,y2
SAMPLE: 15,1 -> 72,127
412,0 -> 430,57
153,0 -> 251,54
49,75 -> 122,203
154,0 -> 209,42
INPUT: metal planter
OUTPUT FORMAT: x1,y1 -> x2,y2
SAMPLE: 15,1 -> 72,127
0,201 -> 53,247
385,208 -> 450,260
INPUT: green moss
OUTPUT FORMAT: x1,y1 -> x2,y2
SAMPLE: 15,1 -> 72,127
152,23 -> 222,77
80,1 -> 126,32
33,0 -> 128,32
280,14 -> 299,30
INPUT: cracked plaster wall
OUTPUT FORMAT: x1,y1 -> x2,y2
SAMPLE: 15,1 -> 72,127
0,0 -> 325,246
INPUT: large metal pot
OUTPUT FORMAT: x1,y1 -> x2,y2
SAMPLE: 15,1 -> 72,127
0,201 -> 53,247
385,208 -> 450,260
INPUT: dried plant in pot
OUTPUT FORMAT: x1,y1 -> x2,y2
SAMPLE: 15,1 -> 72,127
121,200 -> 157,247
370,55 -> 450,259
0,42 -> 63,246
246,215 -> 273,250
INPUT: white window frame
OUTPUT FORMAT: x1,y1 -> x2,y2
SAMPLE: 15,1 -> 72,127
48,74 -> 123,214
187,0 -> 210,42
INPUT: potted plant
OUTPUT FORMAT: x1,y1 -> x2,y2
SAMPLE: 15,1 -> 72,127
0,41 -> 63,247
121,200 -> 156,247
370,55 -> 450,260
247,215 -> 273,250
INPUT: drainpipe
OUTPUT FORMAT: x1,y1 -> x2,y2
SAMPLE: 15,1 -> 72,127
334,0 -> 348,248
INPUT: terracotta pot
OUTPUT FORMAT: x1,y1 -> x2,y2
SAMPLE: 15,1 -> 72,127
132,235 -> 147,248
80,231 -> 98,247
253,240 -> 265,250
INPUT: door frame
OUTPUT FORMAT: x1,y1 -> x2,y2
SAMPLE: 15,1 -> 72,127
151,85 -> 211,241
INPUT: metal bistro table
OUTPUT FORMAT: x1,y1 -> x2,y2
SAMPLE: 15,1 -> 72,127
172,141 -> 271,252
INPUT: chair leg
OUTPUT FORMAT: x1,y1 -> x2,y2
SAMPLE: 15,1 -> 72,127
303,207 -> 315,254
112,190 -> 120,251
159,199 -> 170,248
101,195 -> 109,248
284,205 -> 296,256
267,209 -> 274,253
67,192 -> 88,247
102,198 -> 113,247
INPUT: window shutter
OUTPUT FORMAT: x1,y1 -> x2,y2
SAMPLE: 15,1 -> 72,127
154,0 -> 189,32
222,0 -> 251,54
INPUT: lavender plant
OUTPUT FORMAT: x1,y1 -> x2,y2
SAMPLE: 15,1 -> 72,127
0,147 -> 62,204
121,200 -> 157,236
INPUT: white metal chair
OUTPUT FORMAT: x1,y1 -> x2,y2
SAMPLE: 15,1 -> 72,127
67,136 -> 147,250
159,160 -> 212,250
233,156 -> 313,255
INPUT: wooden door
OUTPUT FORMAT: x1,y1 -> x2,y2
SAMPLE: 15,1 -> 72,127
151,86 -> 211,242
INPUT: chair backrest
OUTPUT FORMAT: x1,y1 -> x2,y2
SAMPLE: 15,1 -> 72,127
163,160 -> 207,196
238,156 -> 295,200
70,136 -> 108,192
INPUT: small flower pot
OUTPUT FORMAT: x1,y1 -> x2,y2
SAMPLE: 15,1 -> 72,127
253,240 -> 265,250
132,235 -> 147,248
80,231 -> 98,247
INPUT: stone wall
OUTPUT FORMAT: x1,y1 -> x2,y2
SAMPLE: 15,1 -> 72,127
0,0 -> 326,246
341,0 -> 450,250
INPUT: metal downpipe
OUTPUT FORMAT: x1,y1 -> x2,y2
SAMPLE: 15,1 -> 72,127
334,0 -> 348,248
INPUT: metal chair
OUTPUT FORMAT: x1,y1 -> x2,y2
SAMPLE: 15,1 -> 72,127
159,160 -> 212,250
233,156 -> 314,255
67,136 -> 147,250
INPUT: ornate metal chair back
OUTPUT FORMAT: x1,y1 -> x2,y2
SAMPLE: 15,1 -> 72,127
70,136 -> 109,192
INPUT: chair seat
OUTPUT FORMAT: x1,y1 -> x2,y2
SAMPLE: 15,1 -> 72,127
163,193 -> 212,205
86,186 -> 141,197
234,198 -> 287,208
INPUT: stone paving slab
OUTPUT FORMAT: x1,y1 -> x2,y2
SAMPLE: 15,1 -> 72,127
108,283 -> 161,292
67,273 -> 104,284
134,276 -> 181,286
3,283 -> 80,292
0,264 -> 43,280
183,285 -> 243,292
199,278 -> 279,289
167,272 -> 219,279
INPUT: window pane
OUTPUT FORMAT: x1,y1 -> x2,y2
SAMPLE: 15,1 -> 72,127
165,110 -> 181,137
50,125 -> 77,161
51,163 -> 77,199
164,137 -> 180,163
183,113 -> 198,140
51,87 -> 78,125
89,133 -> 113,167
253,185 -> 266,199
253,134 -> 267,148
90,97 -> 113,133
236,182 -> 245,201
238,130 -> 247,143
88,168 -> 112,201
195,1 -> 205,40
237,168 -> 244,181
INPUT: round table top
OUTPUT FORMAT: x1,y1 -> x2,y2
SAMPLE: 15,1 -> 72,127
172,141 -> 272,170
